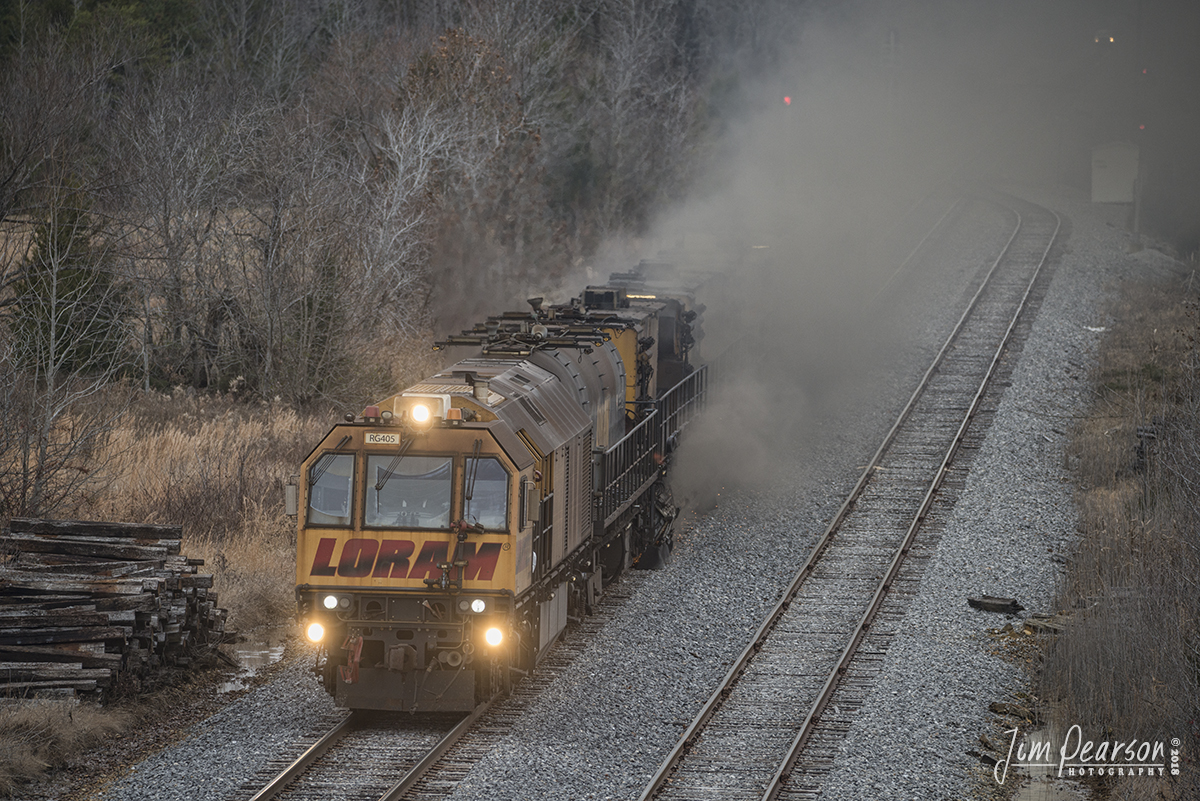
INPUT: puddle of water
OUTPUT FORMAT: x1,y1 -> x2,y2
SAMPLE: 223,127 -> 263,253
218,626 -> 290,693
1014,779 -> 1089,801
1010,729 -> 1091,801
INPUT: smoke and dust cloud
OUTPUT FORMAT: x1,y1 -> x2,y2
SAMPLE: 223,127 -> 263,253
652,0 -> 1200,514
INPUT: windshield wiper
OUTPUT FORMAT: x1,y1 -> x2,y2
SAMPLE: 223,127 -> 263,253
309,435 -> 352,486
463,438 -> 483,520
375,438 -> 415,492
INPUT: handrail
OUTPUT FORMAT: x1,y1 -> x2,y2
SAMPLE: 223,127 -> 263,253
597,338 -> 747,526
656,364 -> 708,443
599,410 -> 662,524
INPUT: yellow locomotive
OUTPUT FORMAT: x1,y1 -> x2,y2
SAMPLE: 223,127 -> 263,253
293,265 -> 715,711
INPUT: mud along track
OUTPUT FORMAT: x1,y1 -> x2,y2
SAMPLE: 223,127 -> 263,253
238,709 -> 471,801
638,194 -> 1061,801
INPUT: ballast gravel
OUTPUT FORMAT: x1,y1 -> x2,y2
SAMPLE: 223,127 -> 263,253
94,657 -> 341,801
815,189 -> 1187,801
86,187 -> 1180,801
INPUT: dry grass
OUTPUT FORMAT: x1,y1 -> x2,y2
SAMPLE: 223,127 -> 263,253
1042,281 -> 1200,797
183,500 -> 298,633
0,700 -> 128,796
68,390 -> 332,632
0,391 -> 334,793
92,393 -> 326,535
0,387 -> 336,793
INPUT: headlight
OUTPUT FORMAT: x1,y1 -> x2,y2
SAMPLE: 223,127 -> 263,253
411,404 -> 431,423
458,598 -> 488,614
306,622 -> 325,642
322,595 -> 338,610
484,627 -> 504,646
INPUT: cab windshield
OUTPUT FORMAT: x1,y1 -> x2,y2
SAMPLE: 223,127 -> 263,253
365,455 -> 452,529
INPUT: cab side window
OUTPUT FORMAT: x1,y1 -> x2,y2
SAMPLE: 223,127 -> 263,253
464,457 -> 509,531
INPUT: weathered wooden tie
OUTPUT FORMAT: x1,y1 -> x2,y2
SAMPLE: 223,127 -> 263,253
0,518 -> 232,698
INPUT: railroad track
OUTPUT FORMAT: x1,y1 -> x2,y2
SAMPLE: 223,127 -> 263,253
400,579 -> 638,799
238,707 -> 480,801
637,194 -> 1061,801
236,579 -> 638,801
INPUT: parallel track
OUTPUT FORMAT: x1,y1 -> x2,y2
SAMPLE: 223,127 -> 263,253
638,194 -> 1060,801
238,194 -> 1055,801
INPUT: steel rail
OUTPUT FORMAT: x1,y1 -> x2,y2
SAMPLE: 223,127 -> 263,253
761,201 -> 1061,800
868,195 -> 964,308
636,196 -> 1025,801
378,700 -> 492,800
246,697 -> 490,801
381,579 -> 639,799
247,712 -> 358,801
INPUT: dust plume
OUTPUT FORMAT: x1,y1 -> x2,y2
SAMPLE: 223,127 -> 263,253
655,0 -> 1200,513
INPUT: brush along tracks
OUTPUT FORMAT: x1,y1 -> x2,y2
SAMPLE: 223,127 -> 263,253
638,194 -> 1061,801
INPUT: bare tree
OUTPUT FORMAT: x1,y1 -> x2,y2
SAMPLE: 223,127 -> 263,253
461,0 -> 589,131
1,33 -> 105,294
355,102 -> 453,330
586,0 -> 698,237
389,28 -> 561,323
0,175 -> 135,518
195,102 -> 375,404
1,0 -> 764,411
192,0 -> 313,99
0,17 -> 152,519
109,67 -> 249,390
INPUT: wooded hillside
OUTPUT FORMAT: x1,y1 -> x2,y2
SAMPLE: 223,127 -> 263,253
0,0 -> 803,520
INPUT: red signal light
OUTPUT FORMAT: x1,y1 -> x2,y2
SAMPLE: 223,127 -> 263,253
784,96 -> 791,105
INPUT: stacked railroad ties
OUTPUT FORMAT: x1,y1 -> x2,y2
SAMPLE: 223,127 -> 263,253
0,518 -> 231,698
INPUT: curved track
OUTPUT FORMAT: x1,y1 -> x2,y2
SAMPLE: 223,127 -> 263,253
638,194 -> 1060,801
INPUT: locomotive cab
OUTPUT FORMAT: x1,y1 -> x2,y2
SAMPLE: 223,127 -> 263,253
296,411 -> 528,711
296,355 -> 600,712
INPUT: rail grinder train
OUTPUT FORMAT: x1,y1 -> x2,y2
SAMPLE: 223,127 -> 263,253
292,261 -> 727,712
